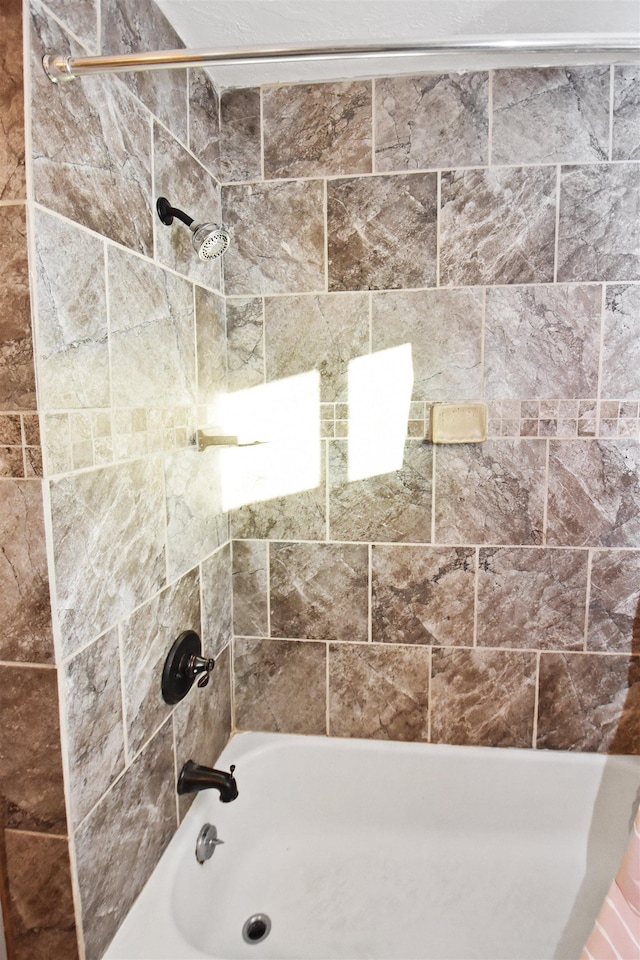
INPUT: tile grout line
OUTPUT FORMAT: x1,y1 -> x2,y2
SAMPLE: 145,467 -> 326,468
427,646 -> 432,743
583,549 -> 593,652
371,78 -> 376,174
117,622 -> 131,765
532,651 -> 541,750
553,164 -> 561,283
435,170 -> 441,287
323,178 -> 329,294
368,543 -> 373,643
472,546 -> 480,648
171,714 -> 180,828
325,641 -> 330,736
542,439 -> 550,545
608,65 -> 615,162
595,283 -> 607,438
266,540 -> 272,638
487,70 -> 493,167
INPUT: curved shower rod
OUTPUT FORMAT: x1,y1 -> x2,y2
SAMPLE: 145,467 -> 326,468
42,36 -> 640,83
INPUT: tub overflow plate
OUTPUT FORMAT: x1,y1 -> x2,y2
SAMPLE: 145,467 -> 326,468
242,914 -> 271,944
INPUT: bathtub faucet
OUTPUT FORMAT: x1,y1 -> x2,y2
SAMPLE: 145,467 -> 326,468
177,760 -> 238,802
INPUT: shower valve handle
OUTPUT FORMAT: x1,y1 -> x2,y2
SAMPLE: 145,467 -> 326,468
190,655 -> 215,687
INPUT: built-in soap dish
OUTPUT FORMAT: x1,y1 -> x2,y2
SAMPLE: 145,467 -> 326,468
161,631 -> 215,704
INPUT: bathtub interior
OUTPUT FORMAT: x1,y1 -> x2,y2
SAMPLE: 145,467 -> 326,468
105,733 -> 640,960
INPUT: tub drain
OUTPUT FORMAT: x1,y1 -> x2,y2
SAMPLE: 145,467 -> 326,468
242,914 -> 271,944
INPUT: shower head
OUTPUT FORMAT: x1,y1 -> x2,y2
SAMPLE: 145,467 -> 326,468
156,197 -> 230,262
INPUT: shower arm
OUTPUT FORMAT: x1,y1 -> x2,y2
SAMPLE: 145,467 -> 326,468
42,36 -> 640,83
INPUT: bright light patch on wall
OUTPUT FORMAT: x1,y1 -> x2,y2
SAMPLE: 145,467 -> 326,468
213,370 -> 321,511
347,344 -> 413,482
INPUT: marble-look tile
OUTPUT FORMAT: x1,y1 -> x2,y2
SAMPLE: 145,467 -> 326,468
440,167 -> 556,286
537,653 -> 640,753
270,541 -> 368,642
329,643 -> 430,741
435,439 -> 546,545
588,550 -> 640,654
492,67 -> 610,164
121,568 -> 200,758
196,286 -> 226,406
372,545 -> 475,646
265,293 -> 369,401
232,540 -> 269,636
226,297 -> 264,392
0,480 -> 53,662
43,0 -> 97,51
217,88 -> 262,183
222,180 -> 325,296
174,644 -> 231,820
484,285 -> 602,400
50,458 -> 166,657
63,629 -> 125,827
234,637 -> 326,734
0,0 -> 26,201
0,204 -> 35,410
547,440 -> 640,547
612,66 -> 640,160
108,245 -> 196,408
375,73 -> 488,171
188,68 -> 220,177
201,543 -> 232,658
0,414 -> 22,444
601,284 -> 640,399
4,830 -> 78,960
31,7 -> 153,256
0,665 -> 66,833
371,288 -> 483,401
329,439 -> 432,542
477,548 -> 588,651
34,209 -> 109,409
327,173 -> 437,291
0,445 -> 23,477
431,648 -> 536,747
153,123 -> 222,289
74,721 -> 176,960
264,81 -> 372,178
164,447 -> 228,581
557,164 -> 640,282
101,0 -> 186,143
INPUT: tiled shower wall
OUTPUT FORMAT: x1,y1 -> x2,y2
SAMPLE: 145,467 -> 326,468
226,68 -> 640,754
2,0 -> 234,957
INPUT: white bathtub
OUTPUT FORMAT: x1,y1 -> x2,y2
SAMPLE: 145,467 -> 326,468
105,733 -> 640,960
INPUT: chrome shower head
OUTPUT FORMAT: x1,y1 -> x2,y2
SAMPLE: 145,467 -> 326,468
156,197 -> 230,262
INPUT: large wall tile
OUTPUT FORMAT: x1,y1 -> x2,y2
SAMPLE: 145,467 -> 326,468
232,540 -> 269,637
270,541 -> 368,642
201,543 -> 232,657
484,285 -> 601,400
50,458 -> 166,657
537,652 -> 640,752
0,479 -> 53,663
34,210 -> 109,409
42,0 -> 97,51
327,173 -> 437,291
222,180 -> 325,295
371,288 -> 483,401
372,545 -> 475,646
264,81 -> 372,178
217,88 -> 262,183
434,440 -> 546,545
64,629 -> 125,828
601,284 -> 640,399
431,648 -> 536,747
439,167 -> 556,285
101,0 -> 187,144
74,721 -> 176,960
234,637 -> 326,734
31,6 -> 153,256
492,67 -> 610,164
477,547 -> 588,651
329,439 -> 432,542
120,568 -> 200,758
329,643 -> 430,741
108,245 -> 196,408
547,440 -> 640,547
0,205 -> 35,410
153,122 -> 222,289
226,297 -> 264,392
557,164 -> 640,282
0,665 -> 66,833
188,68 -> 220,177
612,66 -> 640,160
196,286 -> 227,406
164,448 -> 228,581
375,73 -> 488,171
588,550 -> 640,654
4,830 -> 78,960
265,293 -> 369,401
0,0 -> 26,201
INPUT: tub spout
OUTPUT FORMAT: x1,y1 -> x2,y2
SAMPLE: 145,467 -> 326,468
177,760 -> 238,802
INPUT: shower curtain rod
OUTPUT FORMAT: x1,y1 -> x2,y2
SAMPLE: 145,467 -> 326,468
42,36 -> 640,83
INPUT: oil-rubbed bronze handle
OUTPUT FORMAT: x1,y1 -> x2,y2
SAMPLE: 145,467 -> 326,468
161,632 -> 215,704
